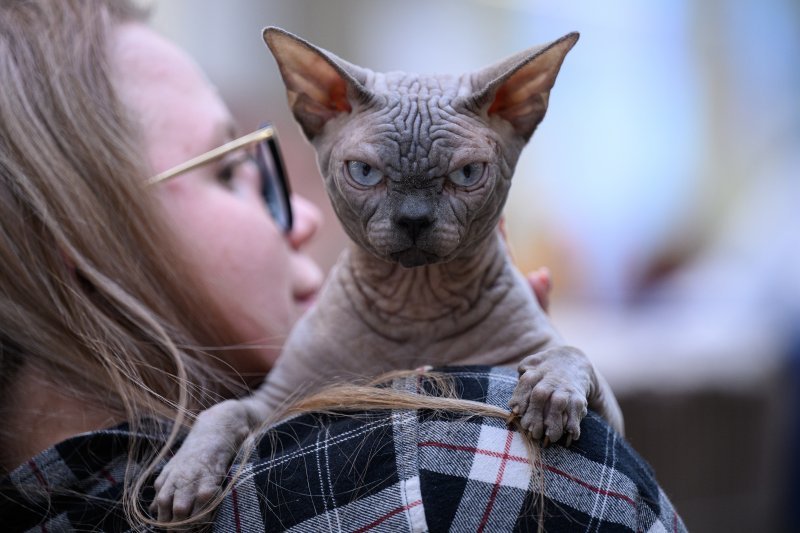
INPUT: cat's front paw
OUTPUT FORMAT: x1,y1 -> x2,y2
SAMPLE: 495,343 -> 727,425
150,401 -> 251,522
509,346 -> 592,447
151,445 -> 229,522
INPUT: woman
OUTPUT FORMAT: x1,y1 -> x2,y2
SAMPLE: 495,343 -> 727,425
0,1 -> 685,531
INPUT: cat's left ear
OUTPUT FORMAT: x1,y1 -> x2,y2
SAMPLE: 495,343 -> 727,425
263,27 -> 372,140
466,32 -> 579,140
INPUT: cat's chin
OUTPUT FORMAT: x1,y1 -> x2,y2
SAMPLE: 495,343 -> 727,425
389,248 -> 440,268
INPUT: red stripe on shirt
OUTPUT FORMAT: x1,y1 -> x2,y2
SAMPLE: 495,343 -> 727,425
28,461 -> 49,533
231,486 -> 242,533
543,464 -> 637,508
418,441 -> 528,464
419,439 -> 637,511
477,430 -> 515,533
28,460 -> 48,489
353,499 -> 422,533
99,467 -> 116,485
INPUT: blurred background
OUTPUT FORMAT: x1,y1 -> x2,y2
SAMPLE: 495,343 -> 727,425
147,1 -> 799,530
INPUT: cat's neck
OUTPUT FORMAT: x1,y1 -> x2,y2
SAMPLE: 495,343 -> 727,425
339,231 -> 512,324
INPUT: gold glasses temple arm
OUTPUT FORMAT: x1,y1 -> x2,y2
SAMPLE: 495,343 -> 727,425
145,126 -> 274,186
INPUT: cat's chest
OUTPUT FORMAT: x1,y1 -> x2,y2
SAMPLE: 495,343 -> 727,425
321,257 -> 550,365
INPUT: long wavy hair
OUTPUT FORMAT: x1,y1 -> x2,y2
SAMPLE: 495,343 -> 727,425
0,0 -> 256,523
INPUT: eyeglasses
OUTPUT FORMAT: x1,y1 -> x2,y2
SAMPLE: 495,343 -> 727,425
146,124 -> 293,233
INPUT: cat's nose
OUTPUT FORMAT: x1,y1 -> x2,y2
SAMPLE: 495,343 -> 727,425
396,214 -> 433,241
394,196 -> 435,241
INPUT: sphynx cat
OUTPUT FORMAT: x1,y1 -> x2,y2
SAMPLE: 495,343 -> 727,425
152,27 -> 624,521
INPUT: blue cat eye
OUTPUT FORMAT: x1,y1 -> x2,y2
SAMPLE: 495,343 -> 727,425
448,162 -> 485,187
346,160 -> 383,187
146,123 -> 293,233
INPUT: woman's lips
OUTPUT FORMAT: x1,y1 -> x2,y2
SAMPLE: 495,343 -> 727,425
290,255 -> 324,312
293,285 -> 319,312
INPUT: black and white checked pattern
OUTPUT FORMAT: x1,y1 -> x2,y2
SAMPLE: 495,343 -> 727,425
0,366 -> 687,532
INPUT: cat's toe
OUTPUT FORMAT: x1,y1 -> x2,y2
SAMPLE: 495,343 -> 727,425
543,391 -> 569,443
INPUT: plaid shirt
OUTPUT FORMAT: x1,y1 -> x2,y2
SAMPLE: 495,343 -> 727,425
1,366 -> 686,532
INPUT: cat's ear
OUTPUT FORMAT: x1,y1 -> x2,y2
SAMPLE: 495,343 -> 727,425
467,32 -> 579,140
263,27 -> 372,140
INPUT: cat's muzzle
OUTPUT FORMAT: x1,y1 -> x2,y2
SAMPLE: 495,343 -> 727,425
390,247 -> 439,268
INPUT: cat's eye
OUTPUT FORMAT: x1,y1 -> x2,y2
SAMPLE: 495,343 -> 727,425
447,162 -> 485,187
346,160 -> 383,187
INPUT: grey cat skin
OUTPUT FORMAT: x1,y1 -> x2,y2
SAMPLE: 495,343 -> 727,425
151,27 -> 624,521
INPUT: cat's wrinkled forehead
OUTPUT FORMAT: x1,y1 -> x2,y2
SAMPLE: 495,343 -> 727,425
368,70 -> 472,99
358,71 -> 481,176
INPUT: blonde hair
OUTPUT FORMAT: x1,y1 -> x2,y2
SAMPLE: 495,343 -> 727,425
0,0 -> 252,522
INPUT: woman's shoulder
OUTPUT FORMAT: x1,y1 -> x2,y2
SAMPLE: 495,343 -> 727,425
0,366 -> 685,531
220,365 -> 685,532
0,421 -> 166,530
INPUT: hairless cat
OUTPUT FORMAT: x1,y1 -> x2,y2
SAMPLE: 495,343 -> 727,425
152,27 -> 624,521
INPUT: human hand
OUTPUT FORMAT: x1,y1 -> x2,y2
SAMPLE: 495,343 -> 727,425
527,267 -> 552,313
497,217 -> 553,313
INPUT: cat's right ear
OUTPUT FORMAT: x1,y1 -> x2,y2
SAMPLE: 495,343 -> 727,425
466,32 -> 579,141
263,27 -> 372,140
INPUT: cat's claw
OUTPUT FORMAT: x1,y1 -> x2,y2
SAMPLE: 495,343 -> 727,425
510,346 -> 591,446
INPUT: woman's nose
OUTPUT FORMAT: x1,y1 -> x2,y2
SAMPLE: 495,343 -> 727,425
287,194 -> 321,249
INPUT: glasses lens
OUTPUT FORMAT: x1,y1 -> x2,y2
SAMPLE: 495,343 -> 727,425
254,133 -> 293,233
